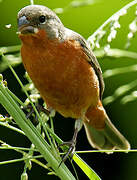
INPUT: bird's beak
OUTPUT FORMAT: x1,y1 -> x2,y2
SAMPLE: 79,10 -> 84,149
18,16 -> 38,34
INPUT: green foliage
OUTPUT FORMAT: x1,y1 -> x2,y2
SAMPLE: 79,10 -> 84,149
87,0 -> 137,105
0,0 -> 137,180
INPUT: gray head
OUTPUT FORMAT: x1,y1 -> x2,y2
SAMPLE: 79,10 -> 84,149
17,5 -> 64,39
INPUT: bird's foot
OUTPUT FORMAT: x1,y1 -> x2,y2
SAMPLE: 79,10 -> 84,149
58,139 -> 76,167
58,119 -> 83,167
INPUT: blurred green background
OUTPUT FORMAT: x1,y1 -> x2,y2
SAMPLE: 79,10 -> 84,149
0,0 -> 137,179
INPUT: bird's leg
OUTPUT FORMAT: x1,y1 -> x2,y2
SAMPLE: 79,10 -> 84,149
58,118 -> 83,166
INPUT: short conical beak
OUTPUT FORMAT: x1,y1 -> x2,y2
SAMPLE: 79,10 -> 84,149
18,16 -> 37,34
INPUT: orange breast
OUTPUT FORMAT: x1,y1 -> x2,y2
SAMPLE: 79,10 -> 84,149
20,30 -> 100,118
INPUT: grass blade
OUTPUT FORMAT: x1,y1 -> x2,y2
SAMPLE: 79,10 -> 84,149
73,154 -> 101,180
0,80 -> 76,180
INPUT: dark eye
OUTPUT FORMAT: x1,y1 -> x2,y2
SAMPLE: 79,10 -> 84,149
39,15 -> 46,23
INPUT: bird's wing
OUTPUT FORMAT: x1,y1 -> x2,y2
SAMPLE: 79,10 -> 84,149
64,28 -> 105,99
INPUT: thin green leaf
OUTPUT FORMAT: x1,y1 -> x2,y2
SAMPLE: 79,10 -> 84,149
0,81 -> 76,180
121,91 -> 137,104
73,154 -> 101,180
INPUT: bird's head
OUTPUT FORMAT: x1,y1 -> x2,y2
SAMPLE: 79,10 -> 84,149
17,5 -> 64,39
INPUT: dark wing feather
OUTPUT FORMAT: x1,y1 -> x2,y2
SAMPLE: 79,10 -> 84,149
76,37 -> 105,99
65,28 -> 104,99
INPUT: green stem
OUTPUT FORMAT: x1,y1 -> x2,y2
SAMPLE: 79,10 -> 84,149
0,45 -> 21,55
0,121 -> 25,135
0,146 -> 38,152
103,64 -> 137,78
0,82 -> 75,180
0,140 -> 49,170
94,48 -> 137,59
32,158 -> 49,169
76,149 -> 137,153
7,88 -> 25,107
0,155 -> 42,165
0,154 -> 49,172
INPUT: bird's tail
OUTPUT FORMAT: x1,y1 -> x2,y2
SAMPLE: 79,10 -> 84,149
84,101 -> 130,151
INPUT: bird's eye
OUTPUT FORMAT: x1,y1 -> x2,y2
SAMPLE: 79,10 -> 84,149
39,15 -> 46,23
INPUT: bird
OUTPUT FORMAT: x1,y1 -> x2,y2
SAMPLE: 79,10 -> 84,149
17,4 -> 130,161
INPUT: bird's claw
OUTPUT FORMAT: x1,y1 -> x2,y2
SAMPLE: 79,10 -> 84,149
58,140 -> 76,167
